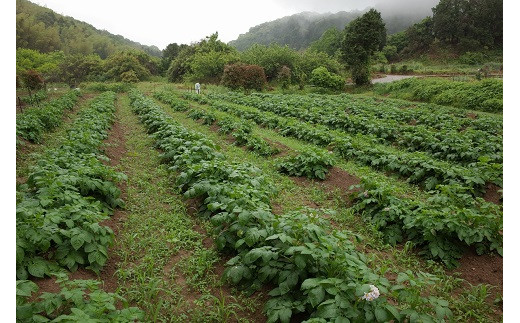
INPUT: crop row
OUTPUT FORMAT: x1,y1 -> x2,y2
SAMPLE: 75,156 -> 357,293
155,91 -> 280,157
16,91 -> 124,280
373,78 -> 503,113
180,92 -> 502,196
208,92 -> 502,165
232,91 -> 503,135
17,90 -> 81,143
175,91 -> 502,267
129,89 -> 453,322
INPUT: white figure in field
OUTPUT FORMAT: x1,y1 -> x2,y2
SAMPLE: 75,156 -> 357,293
195,82 -> 201,94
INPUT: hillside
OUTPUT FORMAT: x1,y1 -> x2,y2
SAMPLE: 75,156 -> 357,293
16,0 -> 161,58
229,9 -> 430,51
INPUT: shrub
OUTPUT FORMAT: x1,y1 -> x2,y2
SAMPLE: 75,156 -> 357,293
277,65 -> 291,89
309,67 -> 345,91
458,52 -> 487,65
221,63 -> 267,91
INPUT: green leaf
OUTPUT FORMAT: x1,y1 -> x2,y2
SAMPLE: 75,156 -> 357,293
278,308 -> 292,323
71,235 -> 85,250
27,259 -> 47,278
375,307 -> 389,322
309,286 -> 325,307
295,255 -> 306,269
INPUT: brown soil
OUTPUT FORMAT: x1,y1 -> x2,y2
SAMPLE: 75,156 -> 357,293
450,249 -> 503,296
467,113 -> 478,120
33,94 -> 129,295
483,183 -> 502,205
408,119 -> 417,126
264,138 -> 290,157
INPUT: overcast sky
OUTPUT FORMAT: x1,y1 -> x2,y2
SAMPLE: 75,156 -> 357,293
32,0 -> 438,50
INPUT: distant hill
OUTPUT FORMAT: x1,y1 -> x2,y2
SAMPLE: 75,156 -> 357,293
16,0 -> 162,58
229,9 -> 431,51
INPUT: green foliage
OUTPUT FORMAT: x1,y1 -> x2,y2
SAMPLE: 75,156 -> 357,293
277,147 -> 335,180
402,17 -> 434,54
82,82 -> 134,93
374,78 -> 503,112
20,69 -> 45,93
241,44 -> 299,82
221,63 -> 267,91
17,92 -> 124,279
167,46 -> 196,82
277,66 -> 292,89
16,48 -> 64,77
188,50 -> 239,83
432,0 -> 502,49
309,27 -> 343,57
297,50 -> 343,77
129,89 -> 450,322
184,91 -> 502,265
104,51 -> 152,82
228,11 -> 421,52
56,54 -> 104,87
341,9 -> 386,85
309,67 -> 345,91
17,90 -> 81,142
16,0 -> 161,57
16,275 -> 144,321
19,90 -> 48,106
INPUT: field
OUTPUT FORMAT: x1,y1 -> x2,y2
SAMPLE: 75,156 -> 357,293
16,81 -> 503,322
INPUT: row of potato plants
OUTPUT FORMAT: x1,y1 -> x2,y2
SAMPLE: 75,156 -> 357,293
19,89 -> 48,106
208,92 -> 502,166
155,90 -> 280,157
156,90 -> 339,180
16,91 -> 125,280
240,92 -> 503,135
181,92 -> 501,196
129,89 -> 452,323
16,274 -> 144,321
16,92 -> 144,321
16,89 -> 81,143
178,91 -> 502,267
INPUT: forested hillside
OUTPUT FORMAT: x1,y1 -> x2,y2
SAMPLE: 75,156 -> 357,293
16,0 -> 161,58
229,9 -> 430,51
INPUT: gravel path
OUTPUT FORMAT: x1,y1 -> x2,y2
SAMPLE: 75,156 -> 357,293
371,75 -> 416,84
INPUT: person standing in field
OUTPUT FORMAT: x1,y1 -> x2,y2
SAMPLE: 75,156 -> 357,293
195,82 -> 201,94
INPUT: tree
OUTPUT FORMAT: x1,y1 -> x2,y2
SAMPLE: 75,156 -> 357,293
340,9 -> 386,85
104,51 -> 151,82
56,54 -> 103,87
309,27 -> 343,57
19,69 -> 44,96
403,17 -> 434,54
240,44 -> 299,82
277,66 -> 291,89
161,43 -> 188,74
221,63 -> 267,91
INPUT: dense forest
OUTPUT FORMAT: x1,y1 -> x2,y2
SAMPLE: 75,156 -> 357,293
16,0 -> 161,58
228,10 -> 429,51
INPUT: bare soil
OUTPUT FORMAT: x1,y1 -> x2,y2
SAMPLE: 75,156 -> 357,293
483,183 -> 502,205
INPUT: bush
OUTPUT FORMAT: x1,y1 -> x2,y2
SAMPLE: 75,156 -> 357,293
459,52 -> 488,65
221,63 -> 267,91
309,67 -> 345,91
277,65 -> 291,89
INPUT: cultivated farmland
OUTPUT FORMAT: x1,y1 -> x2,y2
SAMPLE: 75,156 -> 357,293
16,80 -> 503,322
